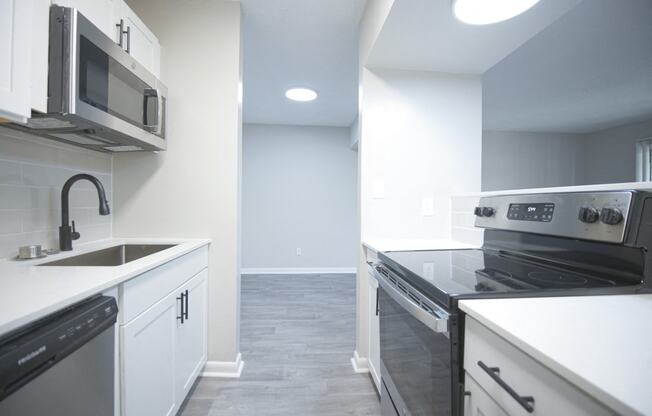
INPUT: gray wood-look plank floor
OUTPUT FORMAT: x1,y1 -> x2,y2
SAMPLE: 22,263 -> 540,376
180,273 -> 381,416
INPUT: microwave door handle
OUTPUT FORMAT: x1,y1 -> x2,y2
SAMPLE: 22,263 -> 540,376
143,88 -> 163,135
376,270 -> 449,333
155,89 -> 163,135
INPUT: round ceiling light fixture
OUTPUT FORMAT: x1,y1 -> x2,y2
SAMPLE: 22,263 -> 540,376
452,0 -> 541,25
285,88 -> 318,102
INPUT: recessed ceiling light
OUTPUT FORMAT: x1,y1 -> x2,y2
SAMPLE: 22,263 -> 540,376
285,88 -> 318,102
452,0 -> 541,25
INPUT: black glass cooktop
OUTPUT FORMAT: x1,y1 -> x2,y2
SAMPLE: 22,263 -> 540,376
379,249 -> 642,309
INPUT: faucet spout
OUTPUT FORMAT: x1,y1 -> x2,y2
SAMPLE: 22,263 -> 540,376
60,174 -> 110,251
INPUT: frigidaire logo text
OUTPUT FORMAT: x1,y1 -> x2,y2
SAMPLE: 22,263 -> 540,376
17,345 -> 46,366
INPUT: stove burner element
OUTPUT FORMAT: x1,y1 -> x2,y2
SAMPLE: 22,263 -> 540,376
476,268 -> 536,290
528,271 -> 588,286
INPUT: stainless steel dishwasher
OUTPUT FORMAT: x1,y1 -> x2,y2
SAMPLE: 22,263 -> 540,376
0,295 -> 118,416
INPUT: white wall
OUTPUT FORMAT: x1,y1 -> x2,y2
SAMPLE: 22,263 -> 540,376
360,68 -> 482,240
114,0 -> 242,365
482,130 -> 585,191
242,124 -> 357,271
0,127 -> 112,259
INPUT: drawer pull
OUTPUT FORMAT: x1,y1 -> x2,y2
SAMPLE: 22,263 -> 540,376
478,360 -> 535,413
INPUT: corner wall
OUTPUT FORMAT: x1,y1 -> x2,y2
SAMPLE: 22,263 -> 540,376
113,0 -> 242,366
354,67 -> 482,364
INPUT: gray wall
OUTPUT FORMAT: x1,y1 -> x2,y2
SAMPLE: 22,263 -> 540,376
242,124 -> 357,270
482,130 -> 585,191
482,118 -> 652,191
581,118 -> 652,185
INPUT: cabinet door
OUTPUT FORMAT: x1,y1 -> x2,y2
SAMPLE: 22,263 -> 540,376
0,0 -> 32,123
175,269 -> 208,402
368,269 -> 381,391
114,0 -> 161,77
121,292 -> 179,416
465,373 -> 509,416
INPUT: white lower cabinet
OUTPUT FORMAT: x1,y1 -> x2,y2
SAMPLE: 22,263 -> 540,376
464,317 -> 615,416
120,247 -> 208,416
464,373 -> 508,416
121,290 -> 177,416
174,270 -> 208,401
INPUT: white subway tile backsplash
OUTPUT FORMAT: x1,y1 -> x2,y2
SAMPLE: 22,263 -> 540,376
0,130 -> 112,259
451,195 -> 480,213
0,211 -> 22,234
0,186 -> 30,210
0,160 -> 21,185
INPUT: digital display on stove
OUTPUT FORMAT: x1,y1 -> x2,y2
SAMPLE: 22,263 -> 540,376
507,203 -> 554,222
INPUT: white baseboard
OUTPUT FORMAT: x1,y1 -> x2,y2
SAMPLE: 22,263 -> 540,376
241,267 -> 357,275
350,350 -> 370,373
201,353 -> 244,378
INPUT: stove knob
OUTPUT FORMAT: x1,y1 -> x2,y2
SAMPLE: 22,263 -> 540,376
578,207 -> 599,223
481,207 -> 495,217
600,207 -> 623,225
474,206 -> 483,217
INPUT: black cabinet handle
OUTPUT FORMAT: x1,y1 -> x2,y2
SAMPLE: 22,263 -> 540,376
125,25 -> 131,54
116,19 -> 124,48
177,292 -> 185,324
375,287 -> 379,316
184,289 -> 189,320
478,361 -> 535,413
115,19 -> 131,53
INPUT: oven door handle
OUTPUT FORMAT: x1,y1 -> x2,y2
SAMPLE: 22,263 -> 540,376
376,270 -> 449,333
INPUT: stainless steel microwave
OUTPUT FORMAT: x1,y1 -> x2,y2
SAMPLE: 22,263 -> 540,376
18,6 -> 167,152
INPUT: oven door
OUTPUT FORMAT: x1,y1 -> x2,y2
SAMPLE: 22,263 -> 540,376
47,6 -> 167,150
377,266 -> 454,416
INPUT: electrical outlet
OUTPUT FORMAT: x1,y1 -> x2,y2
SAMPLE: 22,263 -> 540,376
296,248 -> 302,256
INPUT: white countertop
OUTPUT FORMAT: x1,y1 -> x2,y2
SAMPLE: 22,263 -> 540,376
0,238 -> 210,337
362,239 -> 478,253
460,295 -> 652,416
454,181 -> 652,198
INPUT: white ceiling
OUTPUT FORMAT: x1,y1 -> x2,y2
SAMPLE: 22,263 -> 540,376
483,0 -> 652,133
366,0 -> 582,74
241,0 -> 367,127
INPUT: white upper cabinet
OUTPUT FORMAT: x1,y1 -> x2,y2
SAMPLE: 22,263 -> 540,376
113,0 -> 161,77
53,0 -> 115,38
0,0 -> 32,123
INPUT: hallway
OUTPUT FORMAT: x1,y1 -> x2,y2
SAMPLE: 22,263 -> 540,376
180,273 -> 380,416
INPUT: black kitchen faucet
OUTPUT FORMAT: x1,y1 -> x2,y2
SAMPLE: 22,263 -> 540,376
59,174 -> 110,251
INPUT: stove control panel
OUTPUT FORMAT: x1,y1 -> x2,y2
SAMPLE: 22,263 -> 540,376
507,203 -> 555,222
474,191 -> 633,243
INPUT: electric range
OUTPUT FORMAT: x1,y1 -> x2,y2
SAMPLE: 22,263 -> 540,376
375,190 -> 651,416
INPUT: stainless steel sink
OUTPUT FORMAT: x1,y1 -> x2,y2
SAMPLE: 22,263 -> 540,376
40,244 -> 177,267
